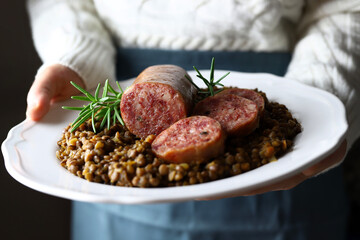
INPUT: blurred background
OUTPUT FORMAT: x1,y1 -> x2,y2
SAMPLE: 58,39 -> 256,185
0,2 -> 70,239
1,2 -> 360,240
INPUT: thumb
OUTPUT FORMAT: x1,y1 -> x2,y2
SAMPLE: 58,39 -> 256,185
26,80 -> 55,121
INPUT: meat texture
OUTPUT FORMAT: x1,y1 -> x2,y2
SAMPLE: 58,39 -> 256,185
120,65 -> 196,138
151,116 -> 226,164
218,88 -> 265,116
193,93 -> 259,136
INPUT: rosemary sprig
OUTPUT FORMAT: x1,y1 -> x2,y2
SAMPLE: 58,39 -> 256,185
186,57 -> 230,99
62,79 -> 124,133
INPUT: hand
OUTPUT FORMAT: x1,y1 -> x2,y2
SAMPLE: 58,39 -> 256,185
199,140 -> 347,200
26,64 -> 85,121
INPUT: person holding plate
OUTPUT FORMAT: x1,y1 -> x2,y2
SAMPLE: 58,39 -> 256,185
25,0 -> 360,239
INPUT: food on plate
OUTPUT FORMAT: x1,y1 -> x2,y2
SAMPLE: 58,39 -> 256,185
193,93 -> 259,136
57,95 -> 301,187
120,65 -> 196,138
218,88 -> 265,115
151,116 -> 226,164
57,58 -> 302,188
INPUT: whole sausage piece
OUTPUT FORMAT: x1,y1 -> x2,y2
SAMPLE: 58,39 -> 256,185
151,116 -> 226,164
218,88 -> 265,116
193,94 -> 259,136
120,65 -> 196,138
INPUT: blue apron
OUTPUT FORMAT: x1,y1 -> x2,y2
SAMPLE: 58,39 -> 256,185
72,49 -> 349,240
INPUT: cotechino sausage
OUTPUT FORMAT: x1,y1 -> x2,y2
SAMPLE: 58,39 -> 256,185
218,88 -> 265,116
151,116 -> 225,164
193,94 -> 259,136
120,65 -> 196,138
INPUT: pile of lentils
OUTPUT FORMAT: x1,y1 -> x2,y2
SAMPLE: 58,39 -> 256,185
56,91 -> 302,188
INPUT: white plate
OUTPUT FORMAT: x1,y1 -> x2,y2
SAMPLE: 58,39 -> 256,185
2,71 -> 348,204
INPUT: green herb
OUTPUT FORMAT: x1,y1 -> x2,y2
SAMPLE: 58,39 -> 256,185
186,57 -> 230,99
62,79 -> 124,133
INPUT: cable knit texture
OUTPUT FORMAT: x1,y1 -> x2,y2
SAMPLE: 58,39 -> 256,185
286,0 -> 360,147
93,0 -> 302,51
27,0 -> 360,147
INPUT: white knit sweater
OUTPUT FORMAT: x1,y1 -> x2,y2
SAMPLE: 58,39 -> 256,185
27,0 -> 360,148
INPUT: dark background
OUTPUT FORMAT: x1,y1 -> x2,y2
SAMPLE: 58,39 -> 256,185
1,2 -> 360,240
0,2 -> 71,240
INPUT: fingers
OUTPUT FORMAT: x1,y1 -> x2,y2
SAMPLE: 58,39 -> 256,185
242,172 -> 307,196
26,64 -> 85,121
301,140 -> 347,177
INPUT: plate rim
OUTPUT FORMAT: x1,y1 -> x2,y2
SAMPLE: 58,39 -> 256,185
1,71 -> 348,204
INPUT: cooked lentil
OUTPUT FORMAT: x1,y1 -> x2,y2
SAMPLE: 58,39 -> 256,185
56,91 -> 302,188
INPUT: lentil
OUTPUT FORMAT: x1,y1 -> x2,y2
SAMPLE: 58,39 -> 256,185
56,91 -> 302,187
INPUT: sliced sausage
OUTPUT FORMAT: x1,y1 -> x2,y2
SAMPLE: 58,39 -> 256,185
218,88 -> 265,115
193,94 -> 259,136
120,65 -> 196,138
151,116 -> 226,164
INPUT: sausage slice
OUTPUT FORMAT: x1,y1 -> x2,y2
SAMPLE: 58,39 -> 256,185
151,116 -> 226,164
193,94 -> 259,136
120,65 -> 196,138
218,88 -> 265,115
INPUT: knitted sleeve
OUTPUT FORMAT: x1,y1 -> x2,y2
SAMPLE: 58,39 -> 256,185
27,0 -> 116,90
285,0 -> 360,148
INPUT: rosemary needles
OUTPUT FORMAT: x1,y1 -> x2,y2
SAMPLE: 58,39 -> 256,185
186,57 -> 230,99
62,79 -> 124,133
